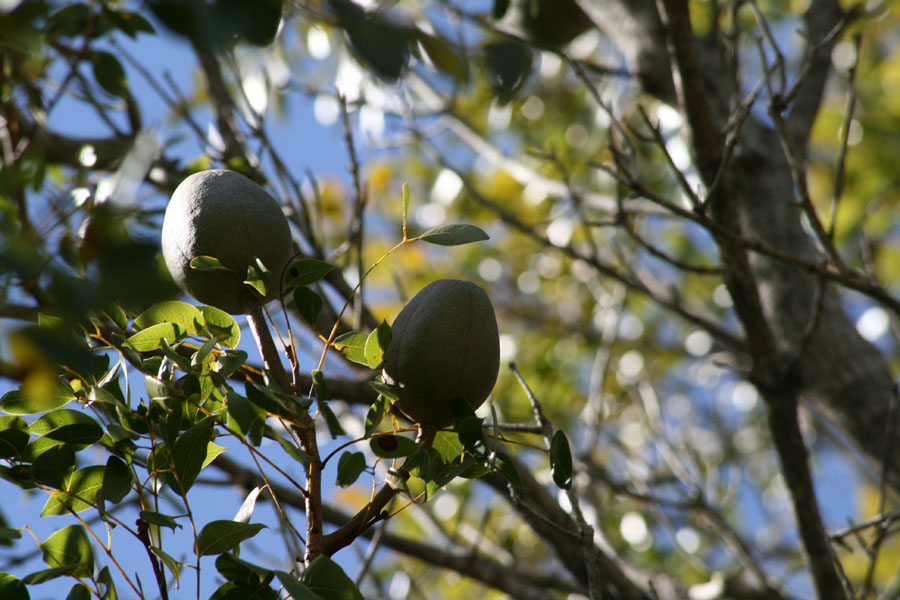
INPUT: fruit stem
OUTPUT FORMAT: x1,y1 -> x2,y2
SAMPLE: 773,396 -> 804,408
243,295 -> 293,393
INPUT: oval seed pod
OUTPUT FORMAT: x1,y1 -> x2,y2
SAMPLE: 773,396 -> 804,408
383,279 -> 500,427
161,169 -> 292,314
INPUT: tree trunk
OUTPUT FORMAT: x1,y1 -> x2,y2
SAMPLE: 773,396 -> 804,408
577,0 -> 900,492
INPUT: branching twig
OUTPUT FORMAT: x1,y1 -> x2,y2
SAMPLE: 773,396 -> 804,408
321,423 -> 438,556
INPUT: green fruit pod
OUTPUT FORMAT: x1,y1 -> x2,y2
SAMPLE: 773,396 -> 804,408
383,279 -> 500,427
161,169 -> 292,314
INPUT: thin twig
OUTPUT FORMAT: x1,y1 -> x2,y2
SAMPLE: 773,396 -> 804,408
509,362 -> 628,600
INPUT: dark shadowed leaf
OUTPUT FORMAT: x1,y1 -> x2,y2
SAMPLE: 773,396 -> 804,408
336,451 -> 366,487
169,418 -> 214,495
493,451 -> 523,488
32,445 -> 76,490
139,510 -> 181,531
0,416 -> 29,459
293,287 -> 324,328
101,455 -> 132,503
550,430 -> 573,490
330,0 -> 412,81
285,259 -> 335,288
482,40 -> 533,102
492,0 -> 510,19
90,51 -> 128,98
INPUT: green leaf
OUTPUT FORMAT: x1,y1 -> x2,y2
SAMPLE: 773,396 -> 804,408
331,331 -> 369,366
45,4 -> 94,38
145,375 -> 169,402
245,381 -> 291,418
336,451 -> 366,488
267,429 -> 312,466
198,305 -> 241,348
40,525 -> 94,578
369,381 -> 398,404
97,565 -> 118,600
217,349 -> 248,378
0,416 -> 30,459
159,338 -> 191,372
285,259 -> 335,288
363,320 -> 391,369
30,409 -> 103,446
21,564 -> 83,585
67,581 -> 91,600
216,553 -> 270,586
100,7 -> 156,38
301,554 -> 364,600
293,287 -> 324,328
417,31 -> 468,83
1,384 -> 75,415
105,304 -> 129,331
364,395 -> 385,437
101,456 -> 132,503
150,546 -> 181,586
204,441 -> 227,468
318,400 -> 345,439
139,510 -> 181,531
169,418 -> 214,495
90,51 -> 128,98
133,300 -> 203,334
0,528 -> 22,545
196,520 -> 266,556
190,255 -> 231,272
369,434 -> 418,458
418,223 -> 489,246
225,390 -> 265,446
274,570 -> 320,600
127,322 -> 186,352
550,430 -> 573,490
41,465 -> 105,516
244,258 -> 269,297
432,430 -> 464,463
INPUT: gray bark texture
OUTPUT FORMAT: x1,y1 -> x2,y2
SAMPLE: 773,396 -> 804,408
575,0 -> 900,492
